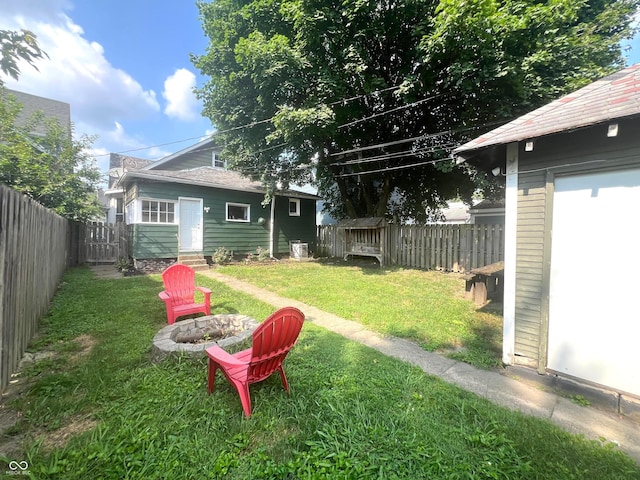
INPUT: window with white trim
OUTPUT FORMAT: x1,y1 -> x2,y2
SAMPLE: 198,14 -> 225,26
226,202 -> 250,222
289,198 -> 300,216
141,200 -> 176,223
212,152 -> 226,169
124,199 -> 177,224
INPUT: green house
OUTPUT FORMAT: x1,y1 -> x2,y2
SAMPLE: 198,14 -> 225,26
116,138 -> 319,272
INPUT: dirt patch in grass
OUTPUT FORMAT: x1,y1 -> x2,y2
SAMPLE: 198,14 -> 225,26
70,334 -> 96,362
0,334 -> 97,459
39,415 -> 98,452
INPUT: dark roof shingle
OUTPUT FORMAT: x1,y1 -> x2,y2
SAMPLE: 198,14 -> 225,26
456,64 -> 640,154
123,166 -> 319,199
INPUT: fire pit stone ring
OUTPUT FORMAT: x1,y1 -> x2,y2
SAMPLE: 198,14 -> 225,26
152,314 -> 259,361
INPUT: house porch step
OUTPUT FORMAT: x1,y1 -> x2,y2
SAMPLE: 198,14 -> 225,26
178,254 -> 209,271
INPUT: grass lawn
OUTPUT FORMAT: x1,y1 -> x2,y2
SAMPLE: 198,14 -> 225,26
1,267 -> 638,479
217,259 -> 504,369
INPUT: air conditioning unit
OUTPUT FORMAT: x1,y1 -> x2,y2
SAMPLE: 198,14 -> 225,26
290,241 -> 309,260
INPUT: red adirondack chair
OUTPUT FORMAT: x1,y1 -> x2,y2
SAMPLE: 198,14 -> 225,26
206,306 -> 305,417
158,264 -> 212,324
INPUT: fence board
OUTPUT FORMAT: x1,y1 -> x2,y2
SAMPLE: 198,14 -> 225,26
0,185 -> 72,392
317,223 -> 504,272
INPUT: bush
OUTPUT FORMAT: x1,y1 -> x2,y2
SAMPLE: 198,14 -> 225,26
114,257 -> 132,272
245,246 -> 270,263
212,246 -> 234,264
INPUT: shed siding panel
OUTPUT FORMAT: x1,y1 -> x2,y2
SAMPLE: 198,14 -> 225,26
512,121 -> 640,369
514,170 -> 546,363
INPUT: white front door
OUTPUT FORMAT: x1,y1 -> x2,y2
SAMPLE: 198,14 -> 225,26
178,198 -> 203,252
548,168 -> 640,396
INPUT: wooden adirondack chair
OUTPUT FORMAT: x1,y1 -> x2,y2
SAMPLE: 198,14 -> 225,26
206,306 -> 305,417
158,264 -> 212,324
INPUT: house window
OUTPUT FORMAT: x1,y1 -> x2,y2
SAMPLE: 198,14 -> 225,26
141,200 -> 176,224
115,197 -> 124,223
212,152 -> 226,169
226,202 -> 250,222
289,198 -> 300,216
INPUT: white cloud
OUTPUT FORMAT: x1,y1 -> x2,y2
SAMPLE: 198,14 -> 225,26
0,2 -> 160,133
162,68 -> 200,121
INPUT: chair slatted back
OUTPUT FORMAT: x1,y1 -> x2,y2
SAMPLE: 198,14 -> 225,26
247,307 -> 304,383
162,264 -> 197,307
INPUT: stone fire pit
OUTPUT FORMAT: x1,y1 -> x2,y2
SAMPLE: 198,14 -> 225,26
152,314 -> 259,361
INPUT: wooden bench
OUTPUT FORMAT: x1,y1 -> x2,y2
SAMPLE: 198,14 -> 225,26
344,243 -> 383,265
464,261 -> 504,306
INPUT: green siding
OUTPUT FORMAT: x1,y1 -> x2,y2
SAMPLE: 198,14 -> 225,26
273,196 -> 318,255
131,224 -> 178,258
128,179 -> 317,259
207,189 -> 272,254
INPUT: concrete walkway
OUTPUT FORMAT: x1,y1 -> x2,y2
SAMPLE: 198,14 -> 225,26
202,270 -> 640,463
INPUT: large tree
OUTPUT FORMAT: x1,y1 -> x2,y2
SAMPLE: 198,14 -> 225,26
193,0 -> 638,221
0,90 -> 103,221
0,29 -> 47,86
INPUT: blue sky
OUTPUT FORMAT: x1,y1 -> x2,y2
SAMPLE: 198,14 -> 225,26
0,0 -> 212,175
1,1 -> 640,179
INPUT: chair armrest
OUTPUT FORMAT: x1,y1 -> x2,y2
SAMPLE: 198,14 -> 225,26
205,345 -> 247,369
196,286 -> 212,296
158,291 -> 171,302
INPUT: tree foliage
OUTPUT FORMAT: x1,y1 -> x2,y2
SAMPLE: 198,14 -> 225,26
193,0 -> 639,221
0,89 -> 104,221
0,29 -> 47,86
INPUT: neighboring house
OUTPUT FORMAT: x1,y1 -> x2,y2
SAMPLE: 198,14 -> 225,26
7,88 -> 71,138
104,153 -> 153,224
6,89 -> 110,221
455,64 -> 640,400
468,199 -> 504,225
114,138 -> 320,272
439,201 -> 470,224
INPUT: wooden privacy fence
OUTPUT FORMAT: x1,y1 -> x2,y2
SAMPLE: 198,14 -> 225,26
0,184 -> 79,391
317,223 -> 504,272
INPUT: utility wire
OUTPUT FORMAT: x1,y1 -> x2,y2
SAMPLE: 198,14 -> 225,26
91,83 -> 413,159
331,142 -> 458,166
337,155 -> 457,177
337,96 -> 438,130
329,118 -> 507,160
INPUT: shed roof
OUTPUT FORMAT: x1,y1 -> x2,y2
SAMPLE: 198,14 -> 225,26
455,64 -> 640,155
337,217 -> 387,229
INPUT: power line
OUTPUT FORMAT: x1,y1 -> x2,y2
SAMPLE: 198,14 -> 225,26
329,118 -> 507,159
331,142 -> 458,166
337,155 -> 457,177
91,83 -> 415,160
337,96 -> 438,130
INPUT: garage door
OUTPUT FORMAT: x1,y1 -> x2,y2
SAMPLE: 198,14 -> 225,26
548,168 -> 640,396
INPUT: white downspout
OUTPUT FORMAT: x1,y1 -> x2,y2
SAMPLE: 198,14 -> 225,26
269,196 -> 275,258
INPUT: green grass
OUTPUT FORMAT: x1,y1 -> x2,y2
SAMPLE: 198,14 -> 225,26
1,267 -> 638,479
217,260 -> 503,369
